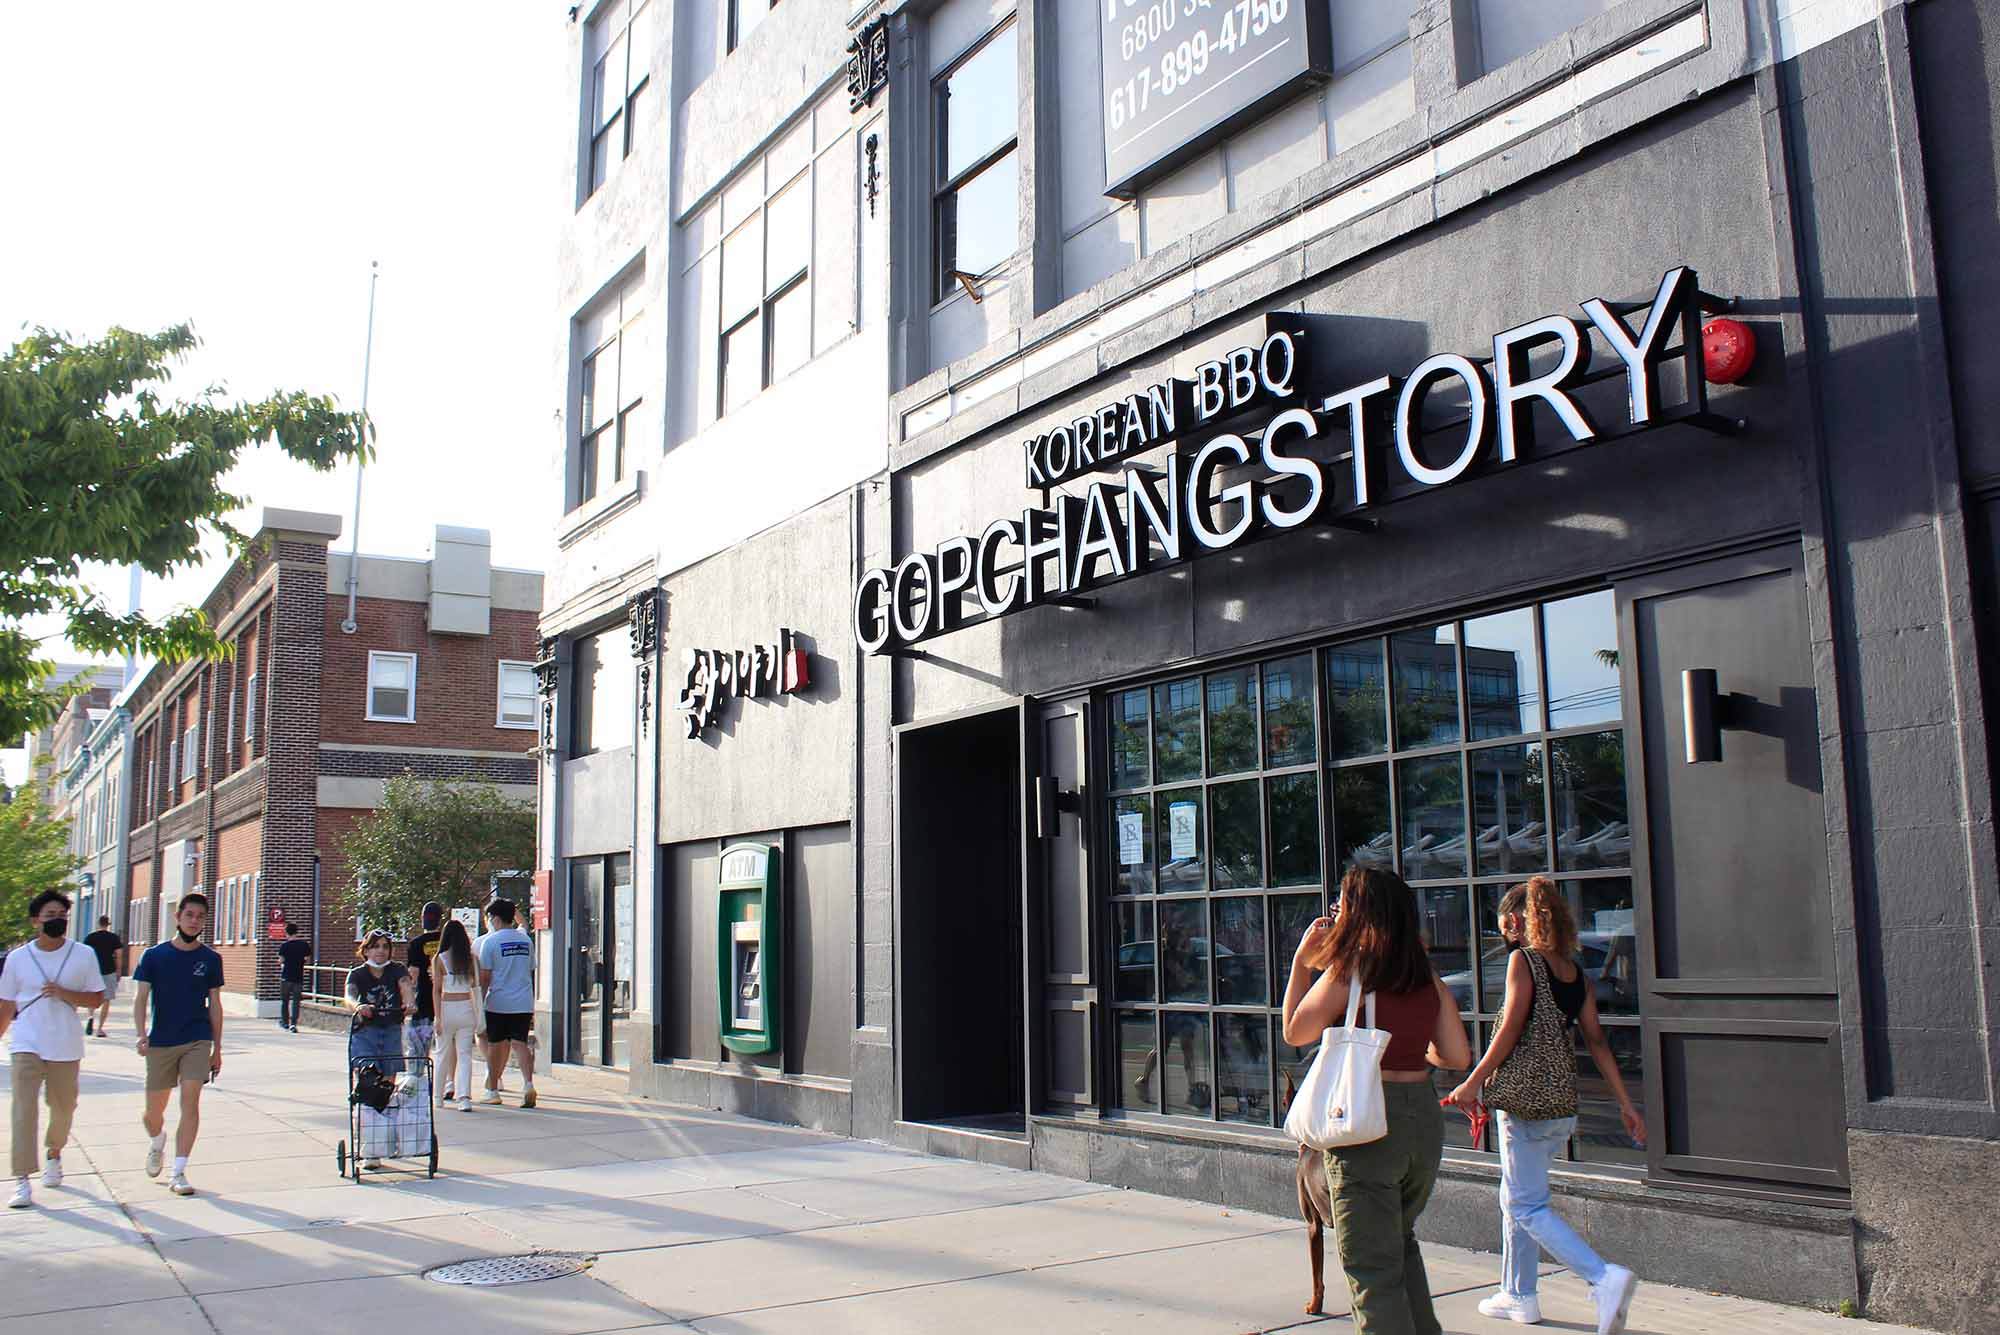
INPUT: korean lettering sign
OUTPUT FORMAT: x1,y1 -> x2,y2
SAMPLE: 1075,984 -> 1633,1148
1100,0 -> 1330,197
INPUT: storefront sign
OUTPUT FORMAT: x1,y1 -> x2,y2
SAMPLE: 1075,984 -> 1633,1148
530,870 -> 552,931
856,266 -> 1730,656
1101,0 -> 1331,197
676,629 -> 812,738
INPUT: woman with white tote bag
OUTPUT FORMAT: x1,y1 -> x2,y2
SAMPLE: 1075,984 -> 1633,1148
1283,868 -> 1473,1335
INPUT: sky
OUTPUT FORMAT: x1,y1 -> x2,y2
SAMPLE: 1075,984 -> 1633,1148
1,3 -> 568,785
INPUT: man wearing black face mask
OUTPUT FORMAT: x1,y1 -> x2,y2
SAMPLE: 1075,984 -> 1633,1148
0,890 -> 105,1209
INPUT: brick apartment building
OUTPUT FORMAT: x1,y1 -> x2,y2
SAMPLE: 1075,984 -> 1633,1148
120,508 -> 542,1014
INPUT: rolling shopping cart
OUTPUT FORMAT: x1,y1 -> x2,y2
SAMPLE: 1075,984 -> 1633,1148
334,1018 -> 438,1181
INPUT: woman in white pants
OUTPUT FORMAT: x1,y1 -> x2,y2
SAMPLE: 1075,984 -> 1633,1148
431,920 -> 479,1111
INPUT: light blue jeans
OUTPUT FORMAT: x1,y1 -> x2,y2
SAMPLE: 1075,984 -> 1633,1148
1495,1111 -> 1609,1296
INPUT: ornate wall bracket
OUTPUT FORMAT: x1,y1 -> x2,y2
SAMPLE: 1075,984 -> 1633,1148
532,636 -> 560,752
627,588 -> 661,738
847,15 -> 889,111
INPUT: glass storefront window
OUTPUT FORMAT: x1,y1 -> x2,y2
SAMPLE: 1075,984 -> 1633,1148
1326,639 -> 1388,758
1111,687 -> 1150,790
1206,666 -> 1259,775
1154,677 -> 1203,782
1544,590 -> 1621,729
1392,624 -> 1460,749
1550,731 -> 1629,870
1104,589 -> 1642,1165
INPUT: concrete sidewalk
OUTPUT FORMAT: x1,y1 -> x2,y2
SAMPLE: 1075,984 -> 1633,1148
1,1021 -> 1903,1334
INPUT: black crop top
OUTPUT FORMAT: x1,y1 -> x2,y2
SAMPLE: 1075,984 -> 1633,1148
1516,946 -> 1588,1027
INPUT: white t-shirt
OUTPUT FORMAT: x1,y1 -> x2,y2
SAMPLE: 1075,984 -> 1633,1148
2,940 -> 103,1061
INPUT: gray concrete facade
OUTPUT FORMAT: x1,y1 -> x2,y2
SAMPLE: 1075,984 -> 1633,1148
541,2 -> 2000,1329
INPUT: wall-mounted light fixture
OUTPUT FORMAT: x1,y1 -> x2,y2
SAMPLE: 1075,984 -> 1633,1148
1682,667 -> 1729,763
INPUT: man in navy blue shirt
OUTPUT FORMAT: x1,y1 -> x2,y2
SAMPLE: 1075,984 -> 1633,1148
132,893 -> 224,1197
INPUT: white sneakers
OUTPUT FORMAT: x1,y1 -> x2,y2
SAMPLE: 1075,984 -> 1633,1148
8,1178 -> 30,1209
144,1138 -> 165,1178
1594,1265 -> 1637,1335
41,1155 -> 62,1188
478,1089 -> 503,1105
455,1097 -> 473,1112
169,1172 -> 196,1197
1478,1291 -> 1544,1324
1479,1268 -> 1633,1332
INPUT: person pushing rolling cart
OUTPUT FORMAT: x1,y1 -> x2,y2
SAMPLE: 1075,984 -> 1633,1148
334,930 -> 437,1181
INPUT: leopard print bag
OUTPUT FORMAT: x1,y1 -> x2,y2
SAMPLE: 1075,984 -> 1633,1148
1481,949 -> 1578,1120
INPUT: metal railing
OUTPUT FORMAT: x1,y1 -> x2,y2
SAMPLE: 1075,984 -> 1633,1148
304,965 -> 350,1006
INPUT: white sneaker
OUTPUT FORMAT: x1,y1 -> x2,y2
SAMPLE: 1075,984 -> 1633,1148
360,1158 -> 384,1170
1593,1265 -> 1636,1335
168,1173 -> 196,1197
479,1089 -> 503,1105
40,1156 -> 62,1188
1478,1292 -> 1543,1324
8,1178 -> 30,1209
144,1140 -> 165,1178
456,1097 -> 472,1111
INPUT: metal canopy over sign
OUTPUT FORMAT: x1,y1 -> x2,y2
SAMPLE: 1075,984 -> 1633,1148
1100,0 -> 1331,197
854,266 -> 1744,657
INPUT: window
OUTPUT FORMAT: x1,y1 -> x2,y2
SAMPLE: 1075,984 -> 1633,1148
570,628 -> 636,757
180,721 -> 198,783
498,661 -> 538,729
934,20 -> 1019,302
245,671 -> 259,744
367,651 -> 418,723
1106,592 -> 1639,1162
250,874 -> 261,943
727,0 -> 775,53
577,276 -> 646,507
717,155 -> 812,416
225,690 -> 236,760
106,776 -> 118,847
586,0 -> 653,198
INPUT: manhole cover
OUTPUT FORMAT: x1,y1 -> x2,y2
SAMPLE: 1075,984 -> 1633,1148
423,1254 -> 592,1287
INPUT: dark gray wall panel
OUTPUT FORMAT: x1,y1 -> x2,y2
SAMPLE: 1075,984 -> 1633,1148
789,823 -> 854,1080
662,839 -> 721,1061
1911,0 -> 2000,488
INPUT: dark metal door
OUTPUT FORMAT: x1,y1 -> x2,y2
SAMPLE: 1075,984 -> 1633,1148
1029,697 -> 1095,1112
1618,547 -> 1847,1195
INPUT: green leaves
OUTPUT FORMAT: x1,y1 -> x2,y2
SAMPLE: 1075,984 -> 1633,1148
339,774 -> 536,936
0,323 -> 371,741
0,770 -> 80,942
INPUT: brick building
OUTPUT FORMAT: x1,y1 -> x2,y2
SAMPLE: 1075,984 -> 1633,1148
121,508 -> 542,1014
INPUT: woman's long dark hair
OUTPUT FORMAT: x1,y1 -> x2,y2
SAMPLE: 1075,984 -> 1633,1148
440,919 -> 474,980
1311,868 -> 1435,994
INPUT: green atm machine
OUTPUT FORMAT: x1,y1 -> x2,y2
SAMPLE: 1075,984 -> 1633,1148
717,841 -> 780,1055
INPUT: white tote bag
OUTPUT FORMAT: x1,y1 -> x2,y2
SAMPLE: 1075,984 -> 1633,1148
1284,976 -> 1392,1150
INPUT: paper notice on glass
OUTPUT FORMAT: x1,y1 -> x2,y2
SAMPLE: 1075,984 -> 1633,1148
1169,802 -> 1198,860
1118,811 -> 1144,865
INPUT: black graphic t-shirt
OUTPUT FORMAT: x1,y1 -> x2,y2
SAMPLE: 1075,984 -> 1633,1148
345,961 -> 410,1029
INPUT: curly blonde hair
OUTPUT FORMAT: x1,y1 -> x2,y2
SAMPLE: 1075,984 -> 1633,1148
1518,876 -> 1578,959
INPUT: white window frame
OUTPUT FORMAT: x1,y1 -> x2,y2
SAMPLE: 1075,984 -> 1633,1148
497,661 -> 539,730
245,671 -> 259,744
366,651 -> 419,724
180,721 -> 199,782
249,873 -> 261,943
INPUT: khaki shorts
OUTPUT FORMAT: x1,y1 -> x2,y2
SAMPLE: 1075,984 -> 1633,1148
145,1040 -> 213,1092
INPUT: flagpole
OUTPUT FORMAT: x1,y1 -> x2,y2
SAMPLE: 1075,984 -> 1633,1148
340,260 -> 379,635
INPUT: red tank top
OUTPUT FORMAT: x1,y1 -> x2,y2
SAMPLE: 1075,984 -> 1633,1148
1370,980 -> 1442,1072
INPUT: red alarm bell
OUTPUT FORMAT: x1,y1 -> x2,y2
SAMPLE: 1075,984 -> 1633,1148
1702,317 -> 1755,385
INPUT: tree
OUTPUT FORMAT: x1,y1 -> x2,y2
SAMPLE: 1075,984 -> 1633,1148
0,769 -> 79,946
339,774 -> 536,935
1,324 -> 370,741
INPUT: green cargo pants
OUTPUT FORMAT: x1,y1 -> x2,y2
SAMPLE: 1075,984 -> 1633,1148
1322,1079 -> 1447,1335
